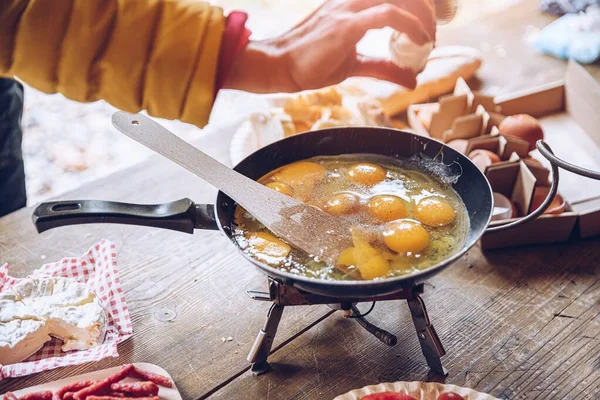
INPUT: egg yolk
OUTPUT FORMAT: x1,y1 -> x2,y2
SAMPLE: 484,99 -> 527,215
247,232 -> 291,261
337,248 -> 390,279
367,195 -> 407,222
338,247 -> 357,267
358,255 -> 390,280
338,237 -> 379,267
265,181 -> 293,196
336,230 -> 392,279
325,193 -> 359,216
389,257 -> 410,271
347,163 -> 387,186
352,231 -> 379,260
415,196 -> 456,227
272,161 -> 326,186
383,220 -> 430,254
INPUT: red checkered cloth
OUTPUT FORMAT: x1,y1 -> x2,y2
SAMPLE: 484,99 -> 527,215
0,239 -> 133,379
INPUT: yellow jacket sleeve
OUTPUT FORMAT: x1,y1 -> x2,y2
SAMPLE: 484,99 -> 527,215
0,0 -> 225,127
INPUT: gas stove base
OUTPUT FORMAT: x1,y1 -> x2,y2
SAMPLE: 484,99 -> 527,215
247,279 -> 447,376
250,361 -> 272,376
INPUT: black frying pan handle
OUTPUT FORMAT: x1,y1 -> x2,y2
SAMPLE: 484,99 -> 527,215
32,198 -> 218,234
485,142 -> 560,233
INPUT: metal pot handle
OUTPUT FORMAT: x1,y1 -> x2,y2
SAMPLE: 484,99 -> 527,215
32,198 -> 218,234
537,140 -> 600,180
485,142 -> 560,233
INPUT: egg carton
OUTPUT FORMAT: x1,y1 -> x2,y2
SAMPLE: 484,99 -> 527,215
406,77 -> 499,143
408,61 -> 600,249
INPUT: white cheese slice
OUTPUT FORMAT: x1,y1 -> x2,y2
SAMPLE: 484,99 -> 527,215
0,320 -> 50,365
0,299 -> 37,322
12,277 -> 55,301
0,277 -> 107,365
13,277 -> 95,308
43,301 -> 107,352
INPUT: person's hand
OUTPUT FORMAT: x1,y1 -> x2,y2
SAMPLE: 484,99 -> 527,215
224,0 -> 436,93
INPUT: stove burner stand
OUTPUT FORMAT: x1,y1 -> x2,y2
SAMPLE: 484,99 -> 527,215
246,279 -> 447,376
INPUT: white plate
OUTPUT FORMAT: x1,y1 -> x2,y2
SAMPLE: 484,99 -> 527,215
229,94 -> 295,167
230,119 -> 260,167
228,89 -> 387,167
12,363 -> 182,400
334,381 -> 499,400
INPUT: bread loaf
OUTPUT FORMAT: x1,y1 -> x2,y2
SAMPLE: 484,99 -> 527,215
342,46 -> 483,116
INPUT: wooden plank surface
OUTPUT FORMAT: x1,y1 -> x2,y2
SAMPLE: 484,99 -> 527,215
214,2 -> 600,399
216,240 -> 600,399
436,0 -> 600,93
2,0 -> 600,399
0,121 -> 334,399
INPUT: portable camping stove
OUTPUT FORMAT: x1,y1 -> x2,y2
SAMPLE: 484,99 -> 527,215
246,278 -> 447,376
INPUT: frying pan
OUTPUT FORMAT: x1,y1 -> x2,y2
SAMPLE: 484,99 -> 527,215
32,127 -> 560,298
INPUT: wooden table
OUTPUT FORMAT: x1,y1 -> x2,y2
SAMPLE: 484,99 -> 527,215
2,1 -> 600,399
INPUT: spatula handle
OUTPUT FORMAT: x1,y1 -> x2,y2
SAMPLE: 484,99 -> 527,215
110,112 -> 339,261
111,112 -> 257,207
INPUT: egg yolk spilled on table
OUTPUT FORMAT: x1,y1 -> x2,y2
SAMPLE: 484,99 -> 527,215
234,155 -> 468,281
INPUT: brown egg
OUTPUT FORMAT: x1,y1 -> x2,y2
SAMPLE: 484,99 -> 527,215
469,149 -> 501,163
468,149 -> 501,172
530,186 -> 566,215
498,114 -> 544,152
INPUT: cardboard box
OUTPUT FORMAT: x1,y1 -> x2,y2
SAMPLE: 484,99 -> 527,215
494,60 -> 600,241
481,161 -> 577,250
407,78 -> 497,142
408,61 -> 600,249
464,132 -> 530,162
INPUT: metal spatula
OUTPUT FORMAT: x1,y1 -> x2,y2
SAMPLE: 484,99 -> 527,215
112,112 -> 353,264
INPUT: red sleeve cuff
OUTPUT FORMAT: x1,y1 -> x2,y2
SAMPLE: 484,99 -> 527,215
214,11 -> 252,97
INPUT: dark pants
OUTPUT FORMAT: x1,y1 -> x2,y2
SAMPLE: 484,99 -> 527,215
0,78 -> 25,217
